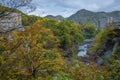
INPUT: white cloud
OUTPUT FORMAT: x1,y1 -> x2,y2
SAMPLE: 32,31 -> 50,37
26,0 -> 120,17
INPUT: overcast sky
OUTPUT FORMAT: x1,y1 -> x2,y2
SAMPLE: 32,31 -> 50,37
26,0 -> 120,17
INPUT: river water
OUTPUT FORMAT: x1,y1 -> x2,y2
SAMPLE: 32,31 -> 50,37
77,39 -> 93,57
77,44 -> 88,56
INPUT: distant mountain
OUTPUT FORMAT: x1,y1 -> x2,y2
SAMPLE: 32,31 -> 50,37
67,9 -> 120,23
67,9 -> 97,24
45,9 -> 120,29
67,9 -> 120,29
45,15 -> 65,21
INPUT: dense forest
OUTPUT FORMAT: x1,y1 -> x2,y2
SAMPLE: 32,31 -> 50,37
0,5 -> 120,80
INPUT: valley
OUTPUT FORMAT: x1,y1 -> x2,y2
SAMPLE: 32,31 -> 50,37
0,1 -> 120,80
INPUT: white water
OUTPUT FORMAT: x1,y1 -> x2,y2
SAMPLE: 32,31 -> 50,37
77,44 -> 88,57
77,39 -> 93,57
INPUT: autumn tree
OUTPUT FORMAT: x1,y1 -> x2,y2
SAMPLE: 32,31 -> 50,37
39,19 -> 84,51
91,26 -> 114,53
0,20 -> 64,79
82,24 -> 97,39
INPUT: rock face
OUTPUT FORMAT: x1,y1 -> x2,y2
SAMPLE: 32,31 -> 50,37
91,29 -> 120,66
0,12 -> 24,40
0,12 -> 22,32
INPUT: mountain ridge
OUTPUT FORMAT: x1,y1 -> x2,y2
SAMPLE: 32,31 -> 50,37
45,9 -> 120,28
45,15 -> 65,21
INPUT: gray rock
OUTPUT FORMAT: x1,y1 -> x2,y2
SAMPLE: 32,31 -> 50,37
96,58 -> 104,66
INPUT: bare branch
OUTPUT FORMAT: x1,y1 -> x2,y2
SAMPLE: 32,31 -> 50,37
0,0 -> 35,18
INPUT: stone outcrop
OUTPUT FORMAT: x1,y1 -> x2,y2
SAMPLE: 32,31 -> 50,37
0,12 -> 22,32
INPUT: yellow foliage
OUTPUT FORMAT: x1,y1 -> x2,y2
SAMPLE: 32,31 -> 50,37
0,20 -> 64,79
69,63 -> 110,80
91,26 -> 115,53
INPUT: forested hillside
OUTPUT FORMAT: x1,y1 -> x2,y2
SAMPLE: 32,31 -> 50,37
0,5 -> 120,80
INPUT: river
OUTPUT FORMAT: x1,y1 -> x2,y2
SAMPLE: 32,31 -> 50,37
77,39 -> 93,57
